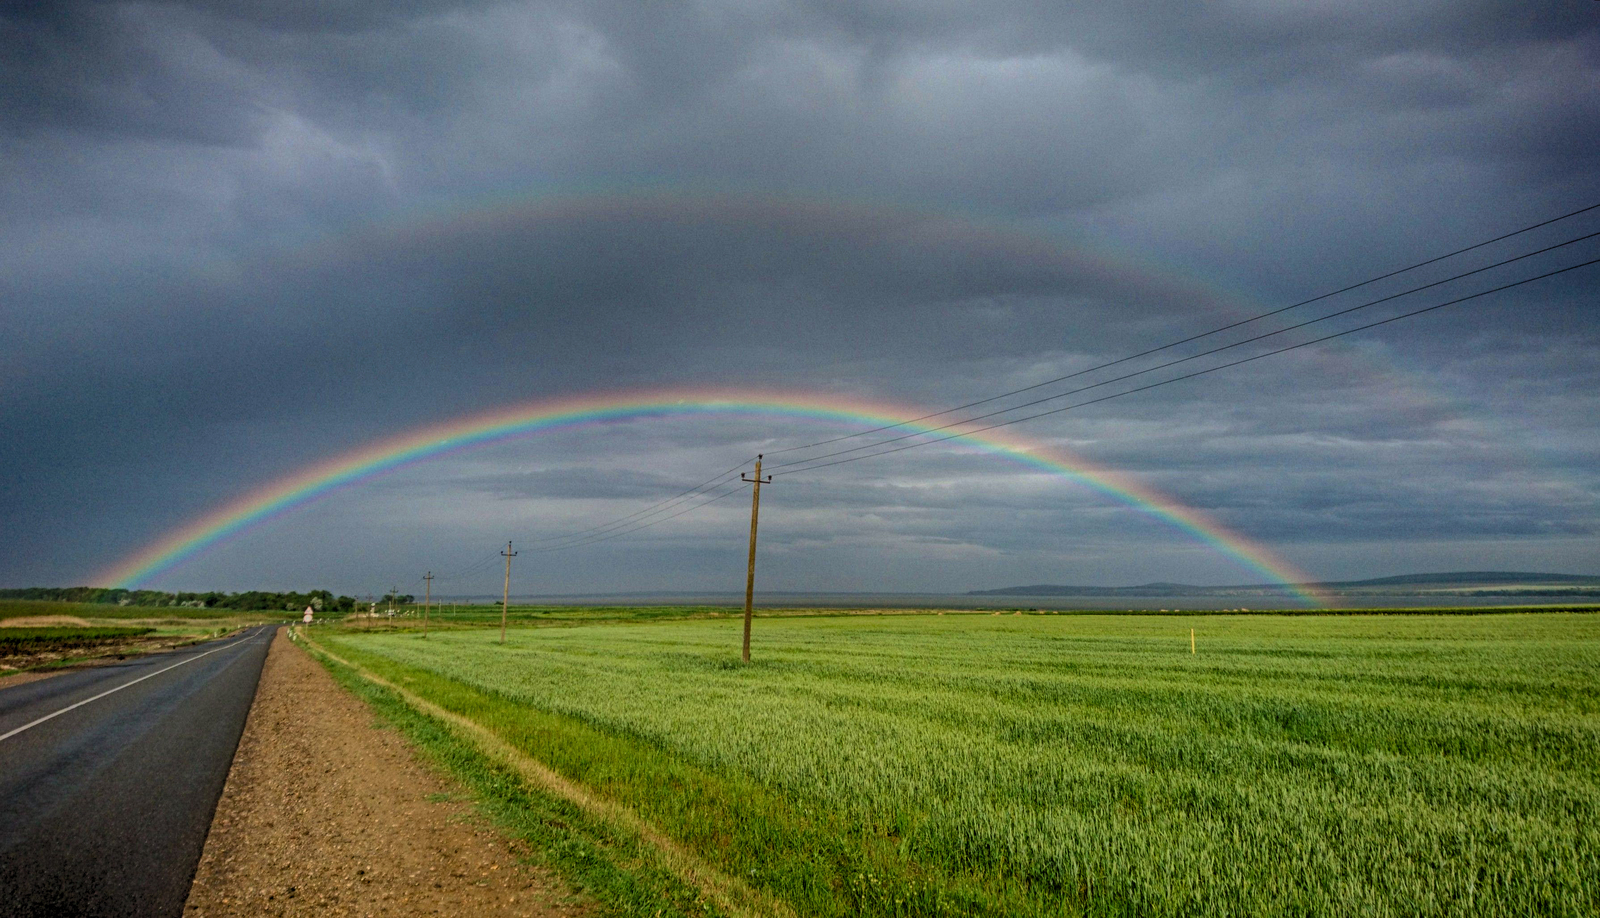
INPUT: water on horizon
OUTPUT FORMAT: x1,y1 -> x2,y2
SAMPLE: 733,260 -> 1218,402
432,591 -> 1597,611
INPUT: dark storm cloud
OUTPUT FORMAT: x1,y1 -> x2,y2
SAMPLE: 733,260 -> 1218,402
1,2 -> 255,143
2,0 -> 1597,591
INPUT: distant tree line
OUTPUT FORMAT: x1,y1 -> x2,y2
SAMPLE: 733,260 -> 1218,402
0,586 -> 370,613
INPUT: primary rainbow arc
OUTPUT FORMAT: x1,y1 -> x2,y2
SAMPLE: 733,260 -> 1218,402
97,390 -> 1328,605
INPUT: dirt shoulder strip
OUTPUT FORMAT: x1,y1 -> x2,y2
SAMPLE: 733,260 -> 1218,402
299,632 -> 793,918
185,627 -> 587,917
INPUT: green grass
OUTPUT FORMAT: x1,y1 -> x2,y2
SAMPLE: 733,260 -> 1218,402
0,598 -> 299,625
306,642 -> 734,917
323,612 -> 1600,917
0,599 -> 289,673
362,603 -> 953,630
348,602 -> 1600,636
0,626 -> 155,652
349,604 -> 740,630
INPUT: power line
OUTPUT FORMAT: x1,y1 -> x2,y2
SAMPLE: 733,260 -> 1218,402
769,201 -> 1600,456
439,552 -> 502,579
506,473 -> 746,553
516,456 -> 755,544
420,206 -> 1600,572
522,479 -> 752,554
766,229 -> 1600,472
465,234 -> 1598,561
428,548 -> 506,583
427,477 -> 752,583
773,255 -> 1600,477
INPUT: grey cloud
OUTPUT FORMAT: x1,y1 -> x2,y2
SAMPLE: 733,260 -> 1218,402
1,2 -> 264,143
2,0 -> 1596,592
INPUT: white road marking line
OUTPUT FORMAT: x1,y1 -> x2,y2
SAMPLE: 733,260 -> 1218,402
0,630 -> 265,745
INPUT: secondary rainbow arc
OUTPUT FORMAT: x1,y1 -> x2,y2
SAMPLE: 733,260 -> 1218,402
96,390 -> 1328,605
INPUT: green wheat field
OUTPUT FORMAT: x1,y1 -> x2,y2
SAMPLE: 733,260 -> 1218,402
322,612 -> 1600,917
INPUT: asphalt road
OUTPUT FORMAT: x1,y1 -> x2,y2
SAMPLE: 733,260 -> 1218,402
0,626 -> 275,918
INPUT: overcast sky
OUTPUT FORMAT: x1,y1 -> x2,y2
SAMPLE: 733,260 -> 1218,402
2,1 -> 1597,596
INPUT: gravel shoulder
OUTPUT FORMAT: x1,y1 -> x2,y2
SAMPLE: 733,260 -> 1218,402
0,670 -> 67,690
185,628 -> 589,917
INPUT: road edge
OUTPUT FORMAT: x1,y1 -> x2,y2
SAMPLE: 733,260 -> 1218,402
293,627 -> 793,918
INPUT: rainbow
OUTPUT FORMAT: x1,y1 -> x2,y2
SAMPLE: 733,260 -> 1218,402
97,390 -> 1329,605
279,185 -> 1252,322
273,184 -> 1492,483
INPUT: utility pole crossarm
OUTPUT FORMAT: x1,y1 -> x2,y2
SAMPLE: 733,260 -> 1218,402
741,455 -> 773,664
500,542 -> 518,645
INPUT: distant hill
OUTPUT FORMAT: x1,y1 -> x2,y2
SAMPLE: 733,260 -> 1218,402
1315,572 -> 1600,587
970,571 -> 1600,596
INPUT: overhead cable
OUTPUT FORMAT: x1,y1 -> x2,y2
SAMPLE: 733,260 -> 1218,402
773,256 -> 1600,477
768,230 -> 1600,472
518,456 -> 754,544
769,201 -> 1600,455
523,479 -> 752,554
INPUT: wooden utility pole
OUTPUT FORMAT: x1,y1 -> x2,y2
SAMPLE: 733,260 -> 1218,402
741,455 -> 773,663
500,541 -> 517,645
422,571 -> 433,638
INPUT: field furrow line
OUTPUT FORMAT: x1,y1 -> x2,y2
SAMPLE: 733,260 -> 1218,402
295,628 -> 796,918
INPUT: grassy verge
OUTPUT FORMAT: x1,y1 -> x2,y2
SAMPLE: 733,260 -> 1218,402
0,624 -> 239,677
316,633 -> 1032,917
300,635 -> 749,918
0,603 -> 282,681
0,598 -> 299,627
321,613 -> 1600,917
0,599 -> 296,677
0,626 -> 155,653
341,602 -> 1600,638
